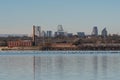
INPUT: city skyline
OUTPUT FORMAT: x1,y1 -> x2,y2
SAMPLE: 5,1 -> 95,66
0,0 -> 120,35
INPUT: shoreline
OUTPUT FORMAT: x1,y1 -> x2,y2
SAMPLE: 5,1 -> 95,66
0,45 -> 120,51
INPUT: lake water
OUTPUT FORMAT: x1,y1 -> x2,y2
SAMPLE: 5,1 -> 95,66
0,51 -> 120,80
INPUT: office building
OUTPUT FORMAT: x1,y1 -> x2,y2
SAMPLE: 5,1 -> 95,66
57,25 -> 64,31
55,25 -> 66,37
101,28 -> 107,38
77,32 -> 85,37
67,33 -> 73,37
35,26 -> 41,37
41,30 -> 46,37
47,31 -> 52,37
91,26 -> 98,36
33,25 -> 41,37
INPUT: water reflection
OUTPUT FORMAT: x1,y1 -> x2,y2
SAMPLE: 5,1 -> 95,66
0,56 -> 33,80
93,56 -> 98,80
101,56 -> 107,78
0,53 -> 120,80
34,55 -> 120,80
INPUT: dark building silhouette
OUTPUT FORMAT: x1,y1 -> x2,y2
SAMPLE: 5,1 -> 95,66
77,32 -> 85,37
92,26 -> 98,36
47,31 -> 52,37
101,28 -> 107,38
55,25 -> 66,37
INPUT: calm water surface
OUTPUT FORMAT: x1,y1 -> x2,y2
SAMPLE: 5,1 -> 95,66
0,51 -> 120,80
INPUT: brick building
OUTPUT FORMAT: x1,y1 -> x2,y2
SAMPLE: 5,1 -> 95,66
8,40 -> 32,47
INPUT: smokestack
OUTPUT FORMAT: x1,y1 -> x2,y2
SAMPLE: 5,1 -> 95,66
33,25 -> 35,46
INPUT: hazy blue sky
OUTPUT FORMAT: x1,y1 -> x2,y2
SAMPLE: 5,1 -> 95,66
0,0 -> 120,35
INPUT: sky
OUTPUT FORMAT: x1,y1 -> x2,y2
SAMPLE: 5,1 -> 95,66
0,0 -> 120,35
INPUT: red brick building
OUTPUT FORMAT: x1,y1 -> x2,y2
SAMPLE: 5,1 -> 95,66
8,40 -> 32,47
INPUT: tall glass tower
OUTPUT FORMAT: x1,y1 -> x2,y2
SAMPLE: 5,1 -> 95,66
55,25 -> 66,37
91,26 -> 98,36
101,28 -> 107,38
57,25 -> 64,31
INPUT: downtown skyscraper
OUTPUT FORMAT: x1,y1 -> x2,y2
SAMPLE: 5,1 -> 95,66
91,26 -> 98,36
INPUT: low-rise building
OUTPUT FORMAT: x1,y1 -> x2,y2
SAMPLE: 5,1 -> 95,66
67,33 -> 73,37
77,32 -> 85,37
8,40 -> 32,47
